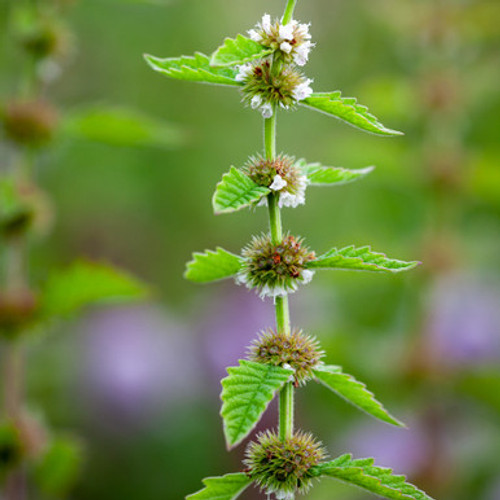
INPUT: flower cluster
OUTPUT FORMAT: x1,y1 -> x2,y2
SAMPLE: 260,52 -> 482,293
245,429 -> 326,499
236,61 -> 312,118
237,234 -> 315,298
248,329 -> 324,386
248,14 -> 314,67
243,154 -> 307,208
236,14 -> 314,118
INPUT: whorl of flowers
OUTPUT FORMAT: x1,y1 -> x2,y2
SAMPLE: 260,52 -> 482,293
245,429 -> 326,499
243,154 -> 307,208
236,60 -> 313,118
248,14 -> 314,67
237,234 -> 315,298
248,329 -> 324,386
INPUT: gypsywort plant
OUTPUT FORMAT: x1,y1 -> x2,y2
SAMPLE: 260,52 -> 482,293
146,1 -> 433,499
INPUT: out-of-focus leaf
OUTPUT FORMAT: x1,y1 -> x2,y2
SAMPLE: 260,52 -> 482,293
301,92 -> 403,136
296,159 -> 374,186
35,436 -> 84,497
313,365 -> 404,427
144,53 -> 240,86
307,246 -> 419,273
312,454 -> 434,499
213,166 -> 270,214
62,105 -> 185,148
221,360 -> 293,449
40,261 -> 149,319
186,473 -> 253,500
184,248 -> 242,283
210,35 -> 273,67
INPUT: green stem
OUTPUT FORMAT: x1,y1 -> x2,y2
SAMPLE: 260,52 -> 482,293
282,0 -> 299,24
279,382 -> 294,440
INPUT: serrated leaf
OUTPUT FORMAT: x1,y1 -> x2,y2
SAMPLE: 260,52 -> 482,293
211,34 -> 273,67
186,473 -> 253,500
312,454 -> 434,500
62,105 -> 185,149
313,365 -> 404,427
301,92 -> 403,136
307,246 -> 419,273
144,52 -> 240,86
221,360 -> 293,449
40,261 -> 149,319
184,248 -> 243,283
296,159 -> 374,186
213,167 -> 270,214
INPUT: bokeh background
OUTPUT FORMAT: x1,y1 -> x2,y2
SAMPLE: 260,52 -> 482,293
1,0 -> 500,499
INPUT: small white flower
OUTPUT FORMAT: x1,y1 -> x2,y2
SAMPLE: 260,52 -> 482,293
235,63 -> 253,82
251,95 -> 263,109
280,41 -> 293,54
279,174 -> 307,208
248,29 -> 262,42
269,174 -> 287,191
293,41 -> 314,66
296,22 -> 312,40
301,269 -> 315,284
260,102 -> 273,118
292,79 -> 313,101
278,23 -> 294,41
261,14 -> 272,35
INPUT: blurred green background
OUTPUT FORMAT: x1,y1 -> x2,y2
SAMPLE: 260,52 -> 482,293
1,0 -> 500,499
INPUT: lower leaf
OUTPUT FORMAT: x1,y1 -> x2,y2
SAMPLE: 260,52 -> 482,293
186,473 -> 253,500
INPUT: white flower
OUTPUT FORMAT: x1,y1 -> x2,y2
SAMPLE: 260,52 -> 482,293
279,175 -> 308,208
280,41 -> 293,54
251,95 -> 263,109
292,79 -> 313,102
269,174 -> 287,191
293,41 -> 314,66
278,23 -> 294,41
296,22 -> 312,40
248,29 -> 262,42
261,14 -> 272,35
260,102 -> 273,118
235,63 -> 253,82
301,269 -> 315,284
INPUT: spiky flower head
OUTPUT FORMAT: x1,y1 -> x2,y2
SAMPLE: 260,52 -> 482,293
248,329 -> 324,386
235,60 -> 313,118
243,154 -> 307,208
248,14 -> 315,67
245,429 -> 326,498
237,234 -> 315,299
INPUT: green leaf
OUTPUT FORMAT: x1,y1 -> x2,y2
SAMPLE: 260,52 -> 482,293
184,248 -> 243,283
313,365 -> 404,427
35,436 -> 84,497
307,246 -> 419,273
296,159 -> 374,186
186,473 -> 253,500
213,167 -> 270,215
210,34 -> 273,67
301,92 -> 403,136
312,454 -> 434,500
221,360 -> 293,449
144,52 -> 240,86
40,261 -> 149,319
62,105 -> 186,149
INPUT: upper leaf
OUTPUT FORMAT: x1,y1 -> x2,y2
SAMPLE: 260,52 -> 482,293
210,34 -> 273,67
221,360 -> 293,449
311,454 -> 434,500
313,365 -> 404,427
184,248 -> 243,283
307,246 -> 419,273
296,159 -> 374,186
301,92 -> 403,136
144,52 -> 240,86
63,105 -> 185,149
40,261 -> 149,320
213,167 -> 270,215
186,473 -> 253,500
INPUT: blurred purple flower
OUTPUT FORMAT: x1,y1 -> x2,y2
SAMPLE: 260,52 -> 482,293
79,305 -> 199,430
426,274 -> 500,367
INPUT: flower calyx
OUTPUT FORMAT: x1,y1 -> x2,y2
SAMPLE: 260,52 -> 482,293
237,234 -> 315,298
248,329 -> 324,386
245,429 -> 326,498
